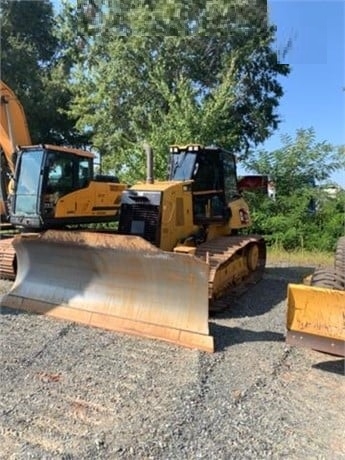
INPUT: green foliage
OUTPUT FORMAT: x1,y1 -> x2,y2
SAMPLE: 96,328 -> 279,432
0,0 -> 88,145
243,129 -> 345,251
244,128 -> 345,196
57,0 -> 289,182
1,0 -> 56,141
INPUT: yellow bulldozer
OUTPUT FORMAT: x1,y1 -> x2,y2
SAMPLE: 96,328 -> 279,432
1,143 -> 266,352
286,236 -> 345,357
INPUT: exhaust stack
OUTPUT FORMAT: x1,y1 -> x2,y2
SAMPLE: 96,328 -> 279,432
144,142 -> 154,184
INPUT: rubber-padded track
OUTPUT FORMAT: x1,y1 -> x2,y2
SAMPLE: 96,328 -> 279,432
335,236 -> 345,287
195,235 -> 266,311
0,237 -> 16,280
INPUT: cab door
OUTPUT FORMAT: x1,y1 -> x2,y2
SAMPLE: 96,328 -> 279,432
192,150 -> 228,224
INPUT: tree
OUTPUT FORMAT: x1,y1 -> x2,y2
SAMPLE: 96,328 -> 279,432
242,128 -> 345,251
243,128 -> 345,194
57,0 -> 289,182
0,0 -> 87,145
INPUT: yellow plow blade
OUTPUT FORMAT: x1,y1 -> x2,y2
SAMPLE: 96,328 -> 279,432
286,284 -> 345,356
1,231 -> 213,352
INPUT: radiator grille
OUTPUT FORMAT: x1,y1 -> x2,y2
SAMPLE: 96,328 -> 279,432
119,203 -> 160,246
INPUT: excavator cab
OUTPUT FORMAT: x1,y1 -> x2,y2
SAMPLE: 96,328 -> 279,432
9,144 -> 126,229
10,145 -> 93,228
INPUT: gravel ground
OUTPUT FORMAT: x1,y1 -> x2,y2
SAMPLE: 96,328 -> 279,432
0,263 -> 344,459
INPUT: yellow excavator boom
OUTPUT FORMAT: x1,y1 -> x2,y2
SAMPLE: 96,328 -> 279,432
0,80 -> 32,218
0,80 -> 31,161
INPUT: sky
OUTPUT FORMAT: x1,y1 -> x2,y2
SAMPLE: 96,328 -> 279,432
255,0 -> 345,186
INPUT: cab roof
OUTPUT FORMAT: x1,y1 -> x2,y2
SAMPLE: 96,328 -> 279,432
20,144 -> 95,159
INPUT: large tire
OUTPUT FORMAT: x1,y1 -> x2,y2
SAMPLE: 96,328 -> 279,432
335,236 -> 345,276
311,268 -> 344,291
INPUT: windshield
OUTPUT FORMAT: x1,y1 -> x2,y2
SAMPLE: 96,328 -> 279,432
169,152 -> 197,181
14,149 -> 44,215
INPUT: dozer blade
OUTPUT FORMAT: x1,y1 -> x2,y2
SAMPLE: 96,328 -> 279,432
0,231 -> 214,352
286,284 -> 345,356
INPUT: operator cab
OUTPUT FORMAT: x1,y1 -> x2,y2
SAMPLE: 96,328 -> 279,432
9,145 -> 94,229
169,144 -> 238,224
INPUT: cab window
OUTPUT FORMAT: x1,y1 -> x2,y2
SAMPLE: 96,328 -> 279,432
46,151 -> 92,196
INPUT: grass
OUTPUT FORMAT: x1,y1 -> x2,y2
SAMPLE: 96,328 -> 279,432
267,247 -> 334,267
